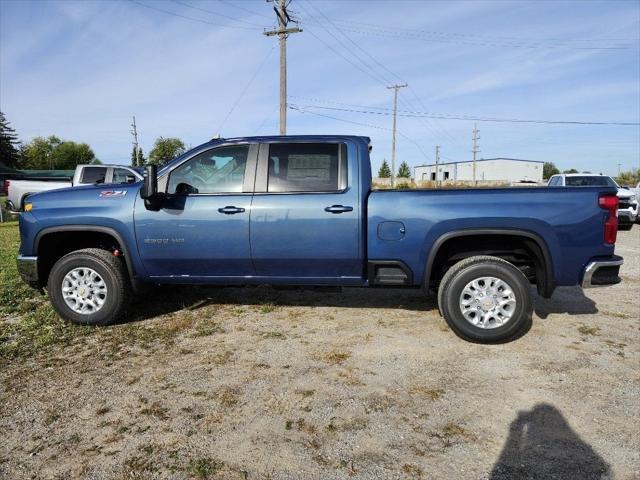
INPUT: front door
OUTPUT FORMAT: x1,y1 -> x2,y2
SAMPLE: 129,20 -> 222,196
249,141 -> 362,283
134,143 -> 257,279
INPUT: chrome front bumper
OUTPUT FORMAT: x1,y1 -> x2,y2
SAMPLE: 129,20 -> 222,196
581,256 -> 623,288
17,255 -> 38,285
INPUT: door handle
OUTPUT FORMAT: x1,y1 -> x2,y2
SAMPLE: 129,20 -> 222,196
324,205 -> 353,214
218,206 -> 245,215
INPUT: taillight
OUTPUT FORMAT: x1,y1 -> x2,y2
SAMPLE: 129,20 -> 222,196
599,193 -> 618,245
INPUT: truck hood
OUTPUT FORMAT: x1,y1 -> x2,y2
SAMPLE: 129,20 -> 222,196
617,187 -> 636,200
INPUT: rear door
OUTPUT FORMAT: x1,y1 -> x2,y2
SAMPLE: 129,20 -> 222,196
134,143 -> 257,278
249,141 -> 362,283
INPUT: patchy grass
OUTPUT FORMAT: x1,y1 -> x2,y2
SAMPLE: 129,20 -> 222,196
578,325 -> 600,336
314,348 -> 351,365
408,386 -> 445,400
0,223 -> 94,363
188,458 -> 223,479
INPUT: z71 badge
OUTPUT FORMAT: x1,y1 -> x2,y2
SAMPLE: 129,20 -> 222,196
100,190 -> 127,198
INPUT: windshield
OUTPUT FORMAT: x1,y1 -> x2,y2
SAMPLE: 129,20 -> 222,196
565,176 -> 617,187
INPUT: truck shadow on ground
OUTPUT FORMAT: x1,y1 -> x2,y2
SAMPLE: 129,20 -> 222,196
125,284 -> 598,325
490,403 -> 611,480
532,286 -> 598,319
125,285 -> 437,324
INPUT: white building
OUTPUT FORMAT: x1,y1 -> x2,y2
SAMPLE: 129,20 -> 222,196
413,158 -> 543,184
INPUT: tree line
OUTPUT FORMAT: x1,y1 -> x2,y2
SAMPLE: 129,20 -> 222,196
0,111 -> 187,170
377,159 -> 411,178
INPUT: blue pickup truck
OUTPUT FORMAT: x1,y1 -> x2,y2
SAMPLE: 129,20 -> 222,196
17,135 -> 623,342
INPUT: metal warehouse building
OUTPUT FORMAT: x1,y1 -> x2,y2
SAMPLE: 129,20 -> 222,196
413,158 -> 543,184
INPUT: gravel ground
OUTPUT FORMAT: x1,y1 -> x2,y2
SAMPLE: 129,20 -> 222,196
1,228 -> 638,480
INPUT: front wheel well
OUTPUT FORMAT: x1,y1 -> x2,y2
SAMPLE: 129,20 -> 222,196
427,233 -> 554,297
36,230 -> 128,287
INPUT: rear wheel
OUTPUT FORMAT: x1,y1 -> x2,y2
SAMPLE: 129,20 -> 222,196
47,248 -> 131,326
437,256 -> 532,343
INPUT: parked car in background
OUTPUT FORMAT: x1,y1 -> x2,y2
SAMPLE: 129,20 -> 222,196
548,173 -> 638,230
17,135 -> 624,343
4,165 -> 142,212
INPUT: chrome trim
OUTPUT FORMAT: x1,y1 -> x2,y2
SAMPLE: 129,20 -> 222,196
4,199 -> 18,212
17,255 -> 38,284
581,258 -> 623,288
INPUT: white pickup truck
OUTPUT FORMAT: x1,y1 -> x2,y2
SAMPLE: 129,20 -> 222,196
4,164 -> 143,212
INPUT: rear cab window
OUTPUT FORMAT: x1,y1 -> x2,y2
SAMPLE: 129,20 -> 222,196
80,167 -> 106,184
565,176 -> 616,187
266,143 -> 347,193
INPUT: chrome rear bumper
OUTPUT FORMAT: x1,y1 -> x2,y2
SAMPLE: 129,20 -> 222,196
581,256 -> 623,288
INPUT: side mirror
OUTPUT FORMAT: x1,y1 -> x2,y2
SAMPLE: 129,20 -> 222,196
140,165 -> 157,199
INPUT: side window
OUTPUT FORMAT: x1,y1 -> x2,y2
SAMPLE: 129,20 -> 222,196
167,145 -> 249,194
112,168 -> 136,184
549,176 -> 559,186
267,143 -> 346,193
80,167 -> 106,184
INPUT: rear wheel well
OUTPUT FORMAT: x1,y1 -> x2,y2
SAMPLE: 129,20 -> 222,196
36,231 -> 127,287
427,234 -> 553,297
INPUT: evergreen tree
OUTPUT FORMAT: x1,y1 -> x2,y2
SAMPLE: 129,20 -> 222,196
397,161 -> 411,178
378,159 -> 391,178
0,111 -> 21,168
131,146 -> 146,166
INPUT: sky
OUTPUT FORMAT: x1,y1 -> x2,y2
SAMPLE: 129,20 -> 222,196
0,0 -> 639,176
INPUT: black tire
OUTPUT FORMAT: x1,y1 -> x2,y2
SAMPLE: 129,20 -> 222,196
437,255 -> 533,343
47,248 -> 131,326
618,223 -> 633,231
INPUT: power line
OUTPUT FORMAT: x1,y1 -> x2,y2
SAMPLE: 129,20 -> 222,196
215,0 -> 272,20
170,0 -> 267,27
298,2 -> 448,154
289,102 -> 640,126
217,46 -> 276,134
289,104 -> 430,162
299,17 -> 635,50
130,0 -> 261,30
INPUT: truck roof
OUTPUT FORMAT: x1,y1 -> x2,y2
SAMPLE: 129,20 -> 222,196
211,134 -> 371,144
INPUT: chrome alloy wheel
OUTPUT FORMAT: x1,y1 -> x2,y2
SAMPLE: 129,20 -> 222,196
459,276 -> 516,329
61,267 -> 108,315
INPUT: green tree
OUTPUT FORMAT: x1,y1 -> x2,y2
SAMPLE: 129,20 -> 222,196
20,135 -> 98,169
563,168 -> 579,174
148,137 -> 185,166
378,159 -> 391,178
0,111 -> 21,168
131,146 -> 146,166
543,162 -> 560,179
397,161 -> 411,178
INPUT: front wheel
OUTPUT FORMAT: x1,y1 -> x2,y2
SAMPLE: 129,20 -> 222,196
437,256 -> 533,343
47,248 -> 131,326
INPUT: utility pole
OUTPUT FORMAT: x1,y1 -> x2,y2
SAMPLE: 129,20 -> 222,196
387,83 -> 407,188
435,145 -> 440,186
617,162 -> 622,177
264,0 -> 301,135
472,123 -> 480,186
130,116 -> 140,167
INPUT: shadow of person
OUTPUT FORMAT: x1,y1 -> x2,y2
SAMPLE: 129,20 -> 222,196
490,403 -> 612,480
534,286 -> 598,319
